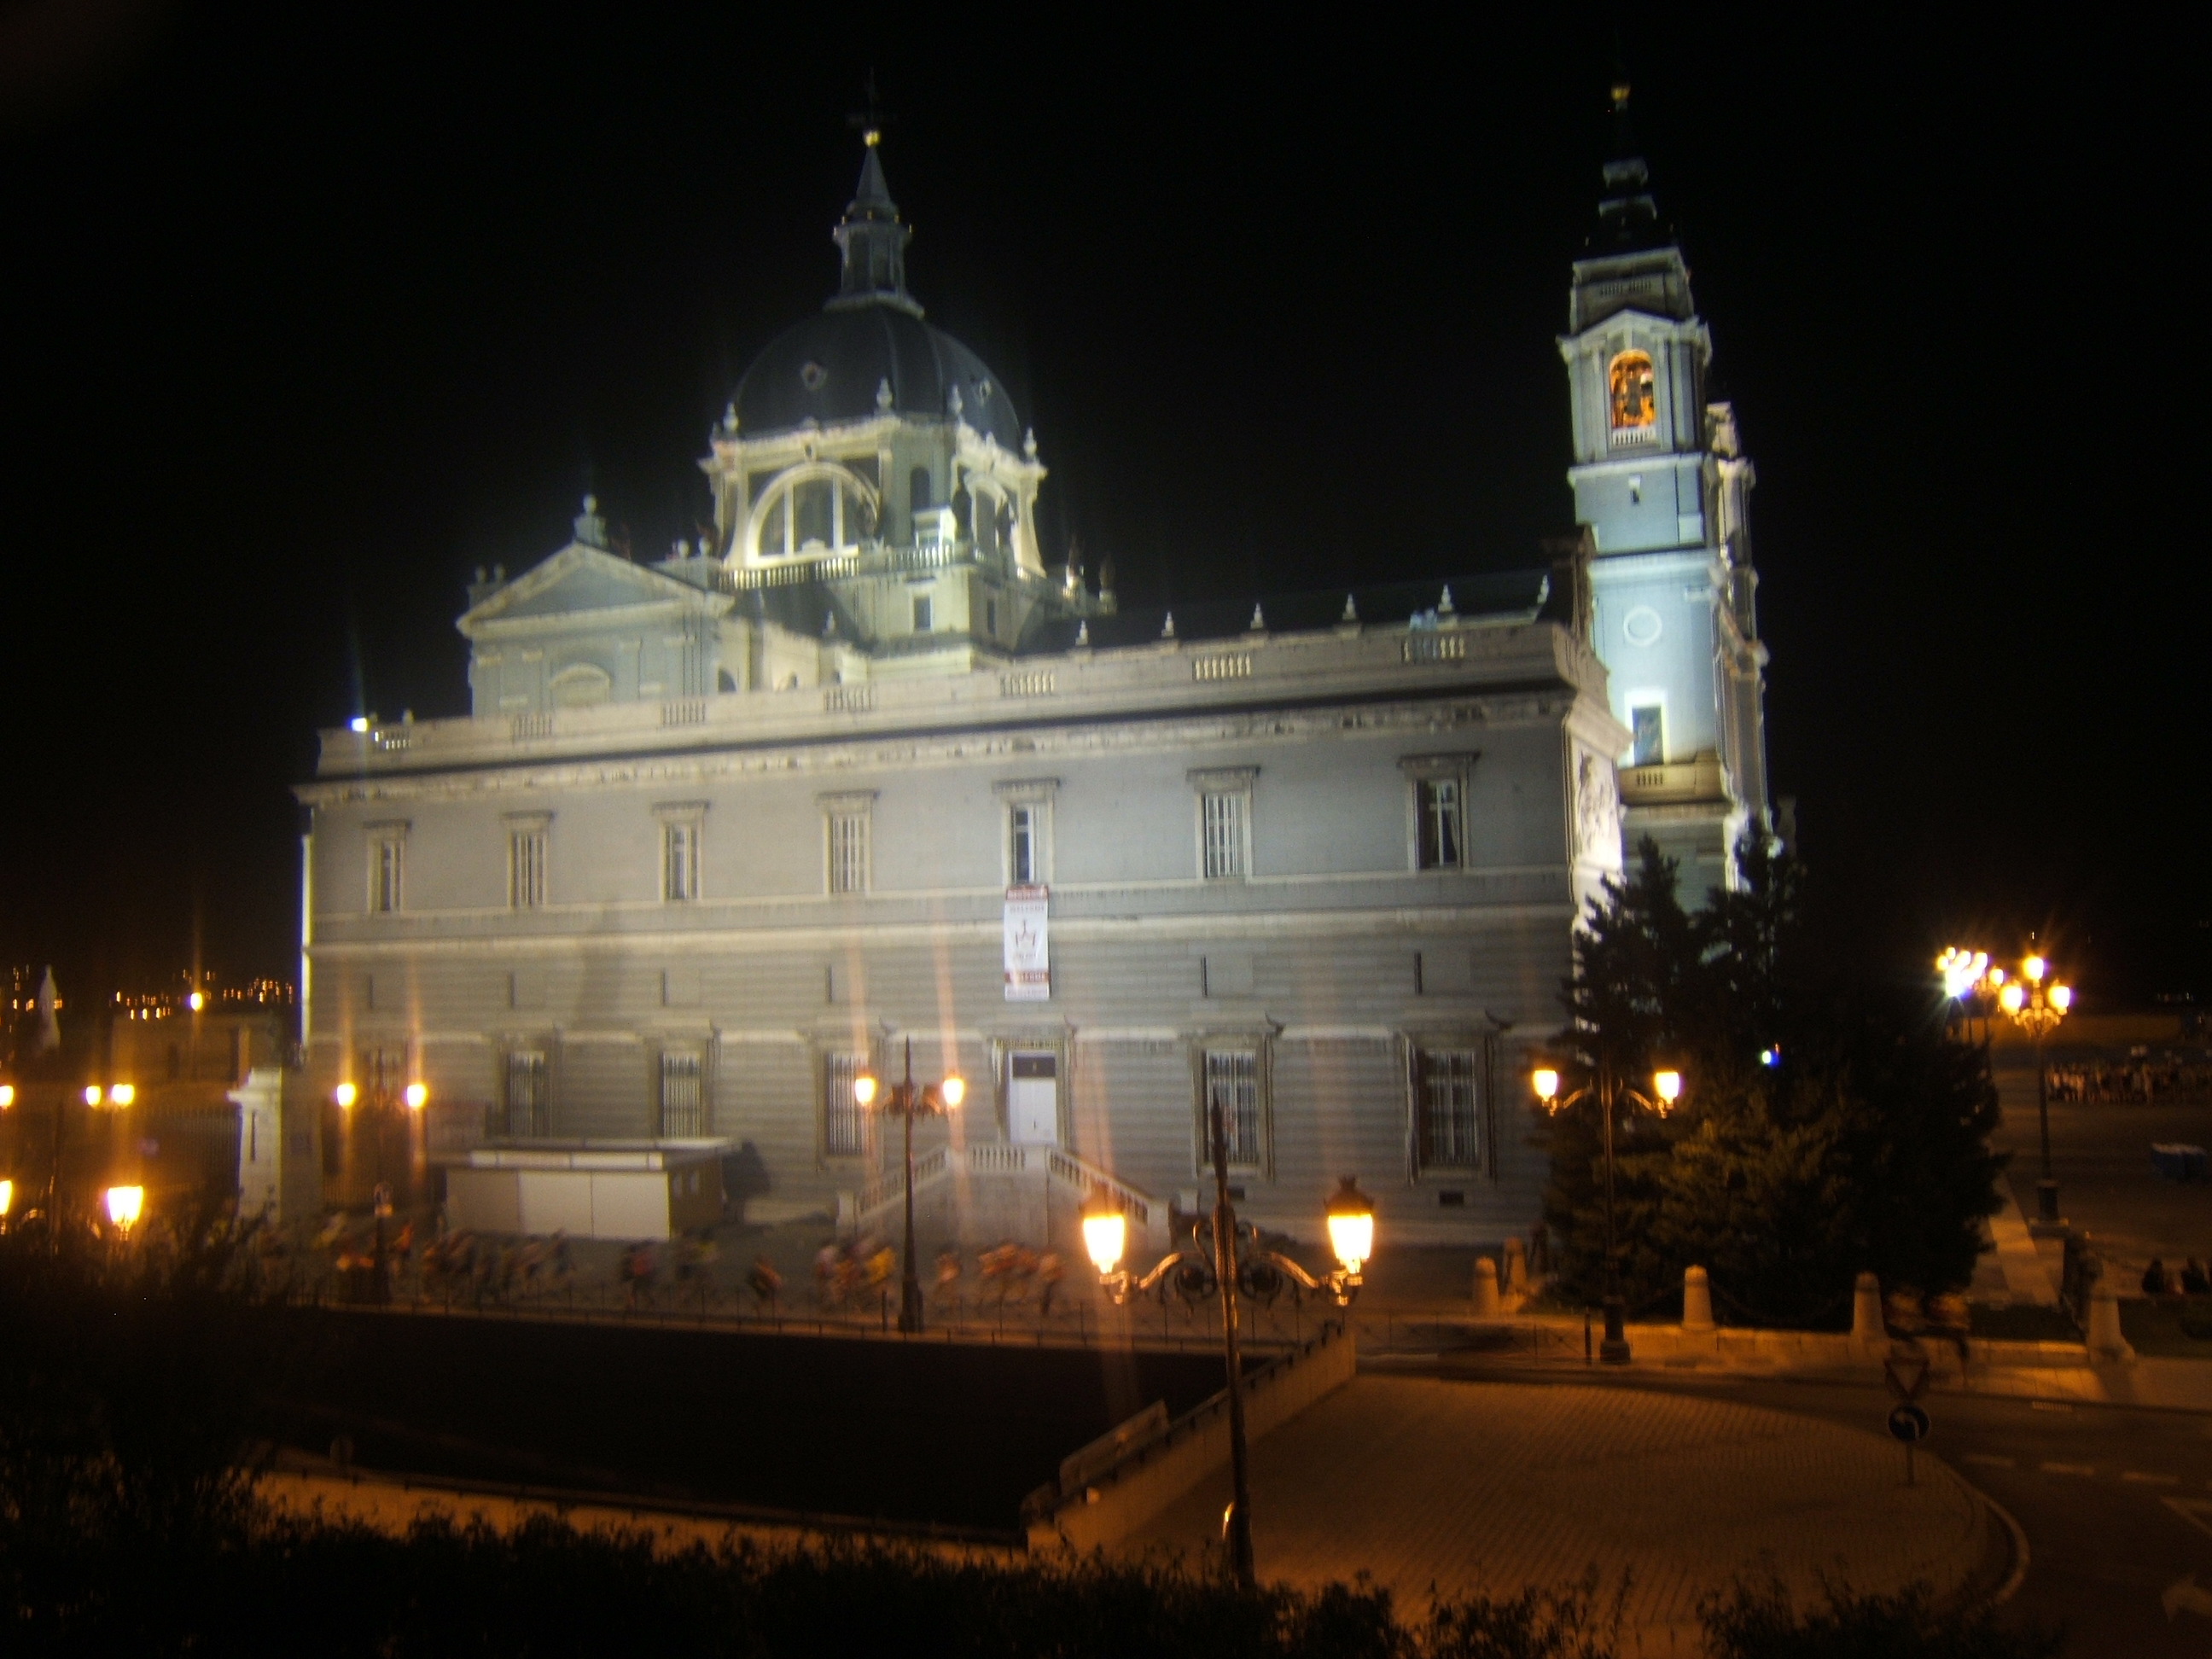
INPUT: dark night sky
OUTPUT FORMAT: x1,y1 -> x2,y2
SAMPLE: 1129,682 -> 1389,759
0,7 -> 2200,1006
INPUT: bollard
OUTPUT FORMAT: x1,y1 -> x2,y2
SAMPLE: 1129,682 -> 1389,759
1681,1265 -> 1716,1334
1850,1271 -> 1883,1353
1504,1237 -> 1528,1294
1473,1255 -> 1502,1317
2086,1273 -> 2135,1364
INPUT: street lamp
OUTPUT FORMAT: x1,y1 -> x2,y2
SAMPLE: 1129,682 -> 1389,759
852,1038 -> 963,1334
1532,1058 -> 1685,1365
1997,952 -> 2073,1230
103,1184 -> 144,1236
1082,1107 -> 1376,1592
335,1055 -> 427,1304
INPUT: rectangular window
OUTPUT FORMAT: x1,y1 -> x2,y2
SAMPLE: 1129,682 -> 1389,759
828,810 -> 870,894
911,593 -> 933,633
1630,704 -> 1665,767
369,834 -> 404,913
1202,1050 -> 1261,1167
504,1050 -> 548,1138
658,1050 -> 704,1138
1009,803 -> 1039,886
1417,1048 -> 1480,1168
509,829 -> 546,908
1416,778 -> 1464,870
664,822 -> 699,902
985,597 -> 998,637
1201,791 -> 1247,879
823,1052 -> 865,1155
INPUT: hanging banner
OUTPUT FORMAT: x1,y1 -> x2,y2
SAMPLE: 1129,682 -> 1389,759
1004,884 -> 1050,1001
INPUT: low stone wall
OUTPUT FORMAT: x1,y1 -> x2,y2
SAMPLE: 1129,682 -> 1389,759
1026,1321 -> 1356,1556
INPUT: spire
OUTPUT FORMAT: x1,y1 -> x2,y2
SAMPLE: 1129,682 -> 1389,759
832,83 -> 918,313
1587,77 -> 1672,255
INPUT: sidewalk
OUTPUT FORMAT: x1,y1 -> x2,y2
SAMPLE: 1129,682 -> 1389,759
1121,1375 -> 1996,1650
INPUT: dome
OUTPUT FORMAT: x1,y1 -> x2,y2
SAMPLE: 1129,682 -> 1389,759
731,299 -> 1025,450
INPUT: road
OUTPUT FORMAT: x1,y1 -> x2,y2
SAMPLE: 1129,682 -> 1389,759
1401,1359 -> 2212,1656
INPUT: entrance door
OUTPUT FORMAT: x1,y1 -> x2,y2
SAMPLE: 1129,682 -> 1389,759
1008,1051 -> 1059,1145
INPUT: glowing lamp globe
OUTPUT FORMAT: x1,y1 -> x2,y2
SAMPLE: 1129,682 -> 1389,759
1081,1203 -> 1127,1277
108,1084 -> 135,1107
1325,1176 -> 1377,1274
105,1185 -> 144,1233
188,991 -> 205,1012
1653,1069 -> 1683,1104
2025,955 -> 2046,983
852,1072 -> 879,1108
2000,983 -> 2025,1014
83,1086 -> 102,1107
940,1075 -> 965,1109
0,1179 -> 13,1217
334,1081 -> 358,1109
1531,1067 -> 1562,1103
404,1082 -> 428,1110
2051,984 -> 2074,1012
0,1085 -> 15,1109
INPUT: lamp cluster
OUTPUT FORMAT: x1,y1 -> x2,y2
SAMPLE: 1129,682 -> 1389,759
1080,1175 -> 1377,1308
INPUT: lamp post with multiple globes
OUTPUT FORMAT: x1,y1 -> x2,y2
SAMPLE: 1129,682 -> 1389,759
852,1039 -> 964,1334
1080,1093 -> 1375,1591
1531,1059 -> 1684,1365
1998,953 -> 2073,1230
334,1052 -> 428,1303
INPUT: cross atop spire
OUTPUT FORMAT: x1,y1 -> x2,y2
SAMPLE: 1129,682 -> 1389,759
831,76 -> 918,314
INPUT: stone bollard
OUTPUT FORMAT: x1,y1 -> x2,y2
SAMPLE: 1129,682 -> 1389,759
1504,1237 -> 1528,1294
1681,1265 -> 1716,1333
1850,1272 -> 1884,1353
2087,1276 -> 2136,1364
1473,1255 -> 1502,1316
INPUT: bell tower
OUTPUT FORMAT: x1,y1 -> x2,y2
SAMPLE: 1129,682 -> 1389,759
1559,79 -> 1769,897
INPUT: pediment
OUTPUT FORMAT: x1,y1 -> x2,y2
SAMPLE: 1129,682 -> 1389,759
458,544 -> 731,637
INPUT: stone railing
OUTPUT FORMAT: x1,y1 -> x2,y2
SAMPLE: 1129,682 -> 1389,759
1617,752 -> 1732,806
841,1141 -> 1161,1243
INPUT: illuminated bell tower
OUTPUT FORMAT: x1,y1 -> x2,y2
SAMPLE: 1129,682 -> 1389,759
1559,79 -> 1768,897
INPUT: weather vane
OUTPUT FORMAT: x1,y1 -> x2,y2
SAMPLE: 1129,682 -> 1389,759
848,69 -> 894,148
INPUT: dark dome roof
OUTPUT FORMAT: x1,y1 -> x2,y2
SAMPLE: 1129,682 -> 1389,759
731,298 -> 1024,450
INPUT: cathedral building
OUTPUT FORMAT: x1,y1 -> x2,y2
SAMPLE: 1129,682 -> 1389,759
291,95 -> 1767,1249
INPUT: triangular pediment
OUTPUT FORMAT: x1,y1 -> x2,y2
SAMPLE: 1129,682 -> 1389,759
458,544 -> 731,637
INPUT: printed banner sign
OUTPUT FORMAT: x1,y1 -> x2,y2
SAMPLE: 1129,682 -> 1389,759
1004,885 -> 1050,1001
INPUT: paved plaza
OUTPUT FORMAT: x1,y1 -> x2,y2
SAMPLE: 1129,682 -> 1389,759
1123,1376 -> 1994,1650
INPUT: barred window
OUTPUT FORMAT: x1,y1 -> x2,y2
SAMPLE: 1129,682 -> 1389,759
1418,1048 -> 1480,1168
828,810 -> 870,894
509,830 -> 547,908
664,822 -> 699,902
1203,1049 -> 1261,1167
504,1050 -> 548,1138
823,1053 -> 866,1155
1201,791 -> 1247,879
1416,778 -> 1464,870
658,1050 -> 704,1138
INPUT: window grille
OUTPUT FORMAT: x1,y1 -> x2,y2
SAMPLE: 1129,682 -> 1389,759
823,1053 -> 865,1155
1416,778 -> 1464,870
828,811 -> 870,894
1203,1050 -> 1261,1167
664,822 -> 699,902
1418,1049 -> 1480,1168
1202,791 -> 1247,879
370,837 -> 404,913
504,1050 -> 548,1138
509,830 -> 546,908
658,1051 -> 703,1138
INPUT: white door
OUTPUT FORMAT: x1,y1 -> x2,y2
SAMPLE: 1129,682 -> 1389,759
1009,1051 -> 1059,1145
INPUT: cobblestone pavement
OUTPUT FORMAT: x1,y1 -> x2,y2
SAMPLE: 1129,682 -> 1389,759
1123,1376 -> 1992,1650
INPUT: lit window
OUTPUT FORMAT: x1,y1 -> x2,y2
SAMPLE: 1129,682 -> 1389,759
504,1050 -> 548,1138
827,807 -> 870,894
748,466 -> 878,562
509,828 -> 547,909
1202,792 -> 1247,879
1417,1048 -> 1480,1168
1630,705 -> 1664,767
664,822 -> 700,902
824,1052 -> 866,1155
1609,351 -> 1655,430
658,1049 -> 704,1138
367,827 -> 406,914
1416,778 -> 1464,870
912,593 -> 934,633
1202,1049 -> 1262,1167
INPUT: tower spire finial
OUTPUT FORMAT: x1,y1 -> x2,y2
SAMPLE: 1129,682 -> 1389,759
1587,67 -> 1670,255
832,74 -> 918,312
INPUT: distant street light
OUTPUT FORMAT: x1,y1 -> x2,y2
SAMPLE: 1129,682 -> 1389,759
335,1055 -> 426,1303
1998,952 -> 2073,1230
852,1039 -> 963,1334
104,1185 -> 144,1236
1533,1059 -> 1685,1364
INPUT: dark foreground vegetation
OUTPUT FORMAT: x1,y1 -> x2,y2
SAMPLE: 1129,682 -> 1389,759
0,1212 -> 2057,1656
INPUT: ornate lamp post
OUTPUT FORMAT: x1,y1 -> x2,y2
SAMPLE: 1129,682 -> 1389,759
853,1038 -> 964,1334
1081,1099 -> 1374,1591
1998,953 -> 2073,1230
335,1054 -> 428,1304
1531,1059 -> 1683,1364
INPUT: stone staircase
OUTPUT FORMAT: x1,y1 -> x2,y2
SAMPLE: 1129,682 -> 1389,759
838,1143 -> 1168,1254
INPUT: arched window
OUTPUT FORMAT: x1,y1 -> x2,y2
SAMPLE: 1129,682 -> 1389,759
1609,351 -> 1656,432
747,465 -> 880,562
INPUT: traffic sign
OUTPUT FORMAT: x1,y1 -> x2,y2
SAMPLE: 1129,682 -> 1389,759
1883,1352 -> 1930,1403
1888,1404 -> 1930,1443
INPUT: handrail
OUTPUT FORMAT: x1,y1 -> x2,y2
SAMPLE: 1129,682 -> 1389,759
846,1141 -> 1157,1236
